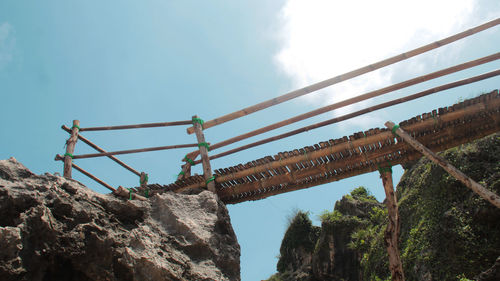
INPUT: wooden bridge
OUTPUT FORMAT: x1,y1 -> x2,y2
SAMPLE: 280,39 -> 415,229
152,90 -> 500,204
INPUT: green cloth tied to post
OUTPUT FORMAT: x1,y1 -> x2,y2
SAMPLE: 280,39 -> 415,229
391,124 -> 400,135
198,142 -> 210,151
128,188 -> 134,200
183,155 -> 196,165
72,125 -> 80,131
192,117 -> 204,126
178,171 -> 185,176
378,161 -> 393,174
206,176 -> 216,185
64,153 -> 74,159
140,173 -> 149,185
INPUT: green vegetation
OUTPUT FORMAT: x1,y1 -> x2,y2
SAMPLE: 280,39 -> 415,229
267,134 -> 500,281
277,211 -> 320,273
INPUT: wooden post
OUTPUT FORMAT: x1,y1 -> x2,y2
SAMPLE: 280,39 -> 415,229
64,120 -> 80,179
386,121 -> 500,209
379,166 -> 405,281
192,115 -> 216,193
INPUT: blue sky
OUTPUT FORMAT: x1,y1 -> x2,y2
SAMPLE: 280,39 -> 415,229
1,1 -> 499,280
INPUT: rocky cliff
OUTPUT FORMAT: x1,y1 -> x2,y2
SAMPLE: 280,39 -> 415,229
267,133 -> 500,281
0,158 -> 240,281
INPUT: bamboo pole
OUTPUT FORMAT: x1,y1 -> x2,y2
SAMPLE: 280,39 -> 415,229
197,69 -> 500,163
55,143 -> 200,160
70,161 -> 116,192
192,116 -> 216,193
64,120 -> 80,178
62,125 -> 141,176
379,167 -> 405,281
79,120 -> 192,132
208,94 -> 500,181
386,121 -> 500,209
186,18 -> 500,134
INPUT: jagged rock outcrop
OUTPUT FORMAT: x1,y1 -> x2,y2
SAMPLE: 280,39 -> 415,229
0,157 -> 240,281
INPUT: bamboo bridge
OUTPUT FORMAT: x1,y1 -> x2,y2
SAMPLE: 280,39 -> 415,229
152,90 -> 500,204
55,18 -> 500,206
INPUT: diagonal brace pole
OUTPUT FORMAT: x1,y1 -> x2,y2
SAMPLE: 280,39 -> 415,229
385,121 -> 500,209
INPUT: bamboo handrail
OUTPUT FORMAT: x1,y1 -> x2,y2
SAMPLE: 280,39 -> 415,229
69,161 -> 116,192
195,68 -> 500,164
62,125 -> 141,176
79,120 -> 192,132
186,18 -> 500,134
212,96 -> 500,183
55,143 -> 200,160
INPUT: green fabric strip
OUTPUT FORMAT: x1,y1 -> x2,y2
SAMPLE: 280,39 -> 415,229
198,142 -> 210,151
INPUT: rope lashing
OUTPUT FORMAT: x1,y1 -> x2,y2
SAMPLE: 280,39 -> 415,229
64,153 -> 74,159
378,161 -> 393,174
192,117 -> 204,126
391,124 -> 400,136
198,142 -> 210,151
378,166 -> 393,174
206,176 -> 216,185
140,173 -> 149,185
183,155 -> 196,166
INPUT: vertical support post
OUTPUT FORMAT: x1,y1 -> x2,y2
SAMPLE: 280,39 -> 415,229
192,115 -> 216,193
379,166 -> 405,281
386,121 -> 500,209
139,172 -> 149,197
64,120 -> 80,179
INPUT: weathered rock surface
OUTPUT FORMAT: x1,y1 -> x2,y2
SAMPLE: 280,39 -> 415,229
0,157 -> 240,281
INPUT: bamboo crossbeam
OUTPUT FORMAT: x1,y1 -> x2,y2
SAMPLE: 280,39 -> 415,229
386,121 -> 500,209
186,18 -> 500,134
213,97 -> 500,183
55,143 -> 200,160
196,68 -> 500,164
187,52 -> 500,162
62,125 -> 141,176
79,120 -> 192,132
70,161 -> 116,192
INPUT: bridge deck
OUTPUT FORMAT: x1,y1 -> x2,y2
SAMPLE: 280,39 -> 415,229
150,90 -> 500,204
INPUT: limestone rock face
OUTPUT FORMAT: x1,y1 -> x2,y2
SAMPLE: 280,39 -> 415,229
0,158 -> 240,281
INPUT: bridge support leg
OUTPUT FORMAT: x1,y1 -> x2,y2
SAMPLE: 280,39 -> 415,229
385,121 -> 500,209
192,115 -> 216,193
379,166 -> 405,281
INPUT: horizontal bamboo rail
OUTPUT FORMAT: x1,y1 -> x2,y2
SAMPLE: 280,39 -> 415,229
386,121 -> 500,209
197,69 -> 500,163
62,125 -> 141,176
186,17 -> 500,134
70,162 -> 116,192
79,120 -> 192,132
55,143 -> 200,160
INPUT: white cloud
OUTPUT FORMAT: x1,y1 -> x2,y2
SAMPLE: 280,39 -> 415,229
0,22 -> 15,70
275,0 -> 478,127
